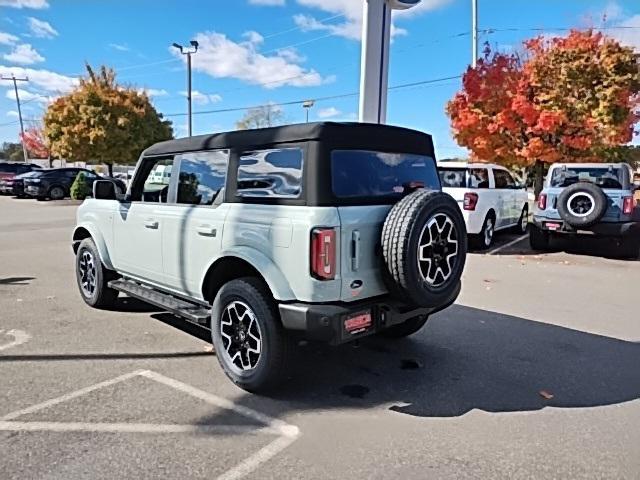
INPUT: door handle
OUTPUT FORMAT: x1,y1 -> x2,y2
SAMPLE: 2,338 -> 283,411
144,219 -> 159,229
196,224 -> 217,237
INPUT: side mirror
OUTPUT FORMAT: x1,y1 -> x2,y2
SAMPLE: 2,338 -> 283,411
93,180 -> 117,200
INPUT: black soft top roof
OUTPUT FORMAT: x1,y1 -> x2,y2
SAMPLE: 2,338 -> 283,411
143,122 -> 434,157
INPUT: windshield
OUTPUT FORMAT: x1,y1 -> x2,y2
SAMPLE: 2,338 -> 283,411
331,150 -> 439,199
550,166 -> 625,189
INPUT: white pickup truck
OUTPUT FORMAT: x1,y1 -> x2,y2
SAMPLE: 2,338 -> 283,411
438,162 -> 530,249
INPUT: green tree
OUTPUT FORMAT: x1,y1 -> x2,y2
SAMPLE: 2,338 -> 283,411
236,105 -> 284,130
44,65 -> 173,176
70,172 -> 90,200
0,142 -> 25,161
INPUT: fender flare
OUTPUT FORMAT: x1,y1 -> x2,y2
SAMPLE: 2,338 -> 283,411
72,222 -> 114,270
203,246 -> 296,301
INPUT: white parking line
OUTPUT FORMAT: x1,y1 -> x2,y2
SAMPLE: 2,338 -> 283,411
0,370 -> 300,480
488,234 -> 529,255
0,329 -> 31,352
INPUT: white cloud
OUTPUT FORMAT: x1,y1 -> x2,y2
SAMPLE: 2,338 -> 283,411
109,43 -> 130,52
276,46 -> 305,63
294,0 -> 451,40
317,106 -> 341,118
3,43 -> 44,64
172,31 -> 328,89
178,90 -> 223,105
5,87 -> 50,104
610,14 -> 640,51
137,87 -> 168,97
6,110 -> 18,117
0,65 -> 78,92
0,0 -> 48,9
242,30 -> 264,45
27,17 -> 57,38
248,0 -> 285,5
0,31 -> 19,45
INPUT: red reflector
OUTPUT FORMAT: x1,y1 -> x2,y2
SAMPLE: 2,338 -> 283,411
538,193 -> 547,210
463,192 -> 478,211
311,228 -> 336,280
622,196 -> 633,215
344,311 -> 372,334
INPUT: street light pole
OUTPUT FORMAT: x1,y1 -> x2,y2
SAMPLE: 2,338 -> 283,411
172,41 -> 199,137
471,0 -> 478,68
1,74 -> 29,162
302,100 -> 315,123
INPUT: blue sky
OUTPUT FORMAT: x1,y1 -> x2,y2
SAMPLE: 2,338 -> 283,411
1,0 -> 638,159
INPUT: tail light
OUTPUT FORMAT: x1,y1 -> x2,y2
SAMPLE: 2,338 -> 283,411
463,192 -> 479,211
311,228 -> 336,280
622,196 -> 634,215
538,193 -> 547,210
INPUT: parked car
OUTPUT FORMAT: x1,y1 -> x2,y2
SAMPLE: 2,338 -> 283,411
72,122 -> 468,392
1,170 -> 43,197
438,162 -> 530,249
0,162 -> 42,194
531,162 -> 640,257
23,167 -> 125,200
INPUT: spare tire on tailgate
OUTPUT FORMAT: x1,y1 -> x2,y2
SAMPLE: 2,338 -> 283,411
382,189 -> 467,308
557,182 -> 607,228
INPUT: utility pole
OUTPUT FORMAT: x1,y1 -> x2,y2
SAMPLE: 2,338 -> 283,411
302,100 -> 314,123
1,74 -> 29,162
172,40 -> 199,137
471,0 -> 478,68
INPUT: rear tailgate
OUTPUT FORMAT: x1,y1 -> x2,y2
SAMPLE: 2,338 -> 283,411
337,205 -> 391,302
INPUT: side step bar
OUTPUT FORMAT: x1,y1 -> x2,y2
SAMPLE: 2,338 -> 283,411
108,279 -> 210,326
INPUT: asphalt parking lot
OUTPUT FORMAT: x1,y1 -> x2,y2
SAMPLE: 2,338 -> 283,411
1,195 -> 639,479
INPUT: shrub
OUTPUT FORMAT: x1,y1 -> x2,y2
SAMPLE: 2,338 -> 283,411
70,172 -> 90,200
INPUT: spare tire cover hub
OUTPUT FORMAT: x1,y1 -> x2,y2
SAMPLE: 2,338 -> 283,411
417,213 -> 459,287
567,192 -> 595,217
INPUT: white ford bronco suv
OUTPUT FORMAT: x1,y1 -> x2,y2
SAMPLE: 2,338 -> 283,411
73,122 -> 467,392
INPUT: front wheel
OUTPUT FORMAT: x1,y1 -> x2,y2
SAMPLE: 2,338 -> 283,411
75,238 -> 119,308
211,277 -> 293,393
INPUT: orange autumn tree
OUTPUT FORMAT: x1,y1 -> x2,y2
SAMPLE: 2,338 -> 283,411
21,126 -> 50,161
447,30 -> 640,195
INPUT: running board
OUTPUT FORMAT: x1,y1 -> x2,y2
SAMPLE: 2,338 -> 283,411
108,279 -> 210,326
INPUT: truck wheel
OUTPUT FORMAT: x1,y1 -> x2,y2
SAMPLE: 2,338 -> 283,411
529,225 -> 551,251
211,277 -> 293,393
514,205 -> 529,234
557,183 -> 607,228
382,189 -> 467,308
75,238 -> 119,308
473,213 -> 495,250
380,315 -> 428,339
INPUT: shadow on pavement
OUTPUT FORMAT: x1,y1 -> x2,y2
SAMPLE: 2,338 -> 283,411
190,304 -> 640,422
0,351 -> 213,362
501,234 -> 639,261
104,296 -> 164,313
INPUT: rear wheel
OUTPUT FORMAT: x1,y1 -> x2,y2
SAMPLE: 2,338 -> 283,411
49,185 -> 65,200
474,214 -> 495,250
514,205 -> 529,234
75,238 -> 119,308
380,315 -> 428,339
211,277 -> 294,393
529,225 -> 551,251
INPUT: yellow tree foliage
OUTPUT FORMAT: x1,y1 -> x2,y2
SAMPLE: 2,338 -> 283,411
44,65 -> 173,172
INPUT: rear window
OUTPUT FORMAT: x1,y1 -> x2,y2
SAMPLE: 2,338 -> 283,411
331,150 -> 439,199
550,166 -> 624,189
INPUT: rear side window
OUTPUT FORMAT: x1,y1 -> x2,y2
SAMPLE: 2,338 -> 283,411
332,150 -> 439,199
237,147 -> 303,198
176,150 -> 228,206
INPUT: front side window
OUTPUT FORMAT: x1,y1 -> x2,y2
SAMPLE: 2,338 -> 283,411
550,166 -> 624,190
176,150 -> 228,206
128,158 -> 174,203
332,150 -> 439,199
237,147 -> 303,198
494,169 -> 515,189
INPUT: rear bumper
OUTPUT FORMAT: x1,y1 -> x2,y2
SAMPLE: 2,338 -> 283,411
532,216 -> 639,237
278,282 -> 460,345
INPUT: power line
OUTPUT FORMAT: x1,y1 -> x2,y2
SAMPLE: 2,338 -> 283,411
163,75 -> 462,118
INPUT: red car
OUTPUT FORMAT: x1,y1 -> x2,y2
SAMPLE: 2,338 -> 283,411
0,162 -> 43,195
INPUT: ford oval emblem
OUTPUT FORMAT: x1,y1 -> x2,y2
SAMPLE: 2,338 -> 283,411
350,280 -> 363,289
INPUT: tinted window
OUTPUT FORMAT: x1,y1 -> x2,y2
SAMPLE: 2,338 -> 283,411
176,150 -> 228,206
550,166 -> 624,189
494,169 -> 515,189
237,147 -> 303,198
332,150 -> 439,198
439,168 -> 466,188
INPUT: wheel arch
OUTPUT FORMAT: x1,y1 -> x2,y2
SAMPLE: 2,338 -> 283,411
72,224 -> 114,270
201,248 -> 296,304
